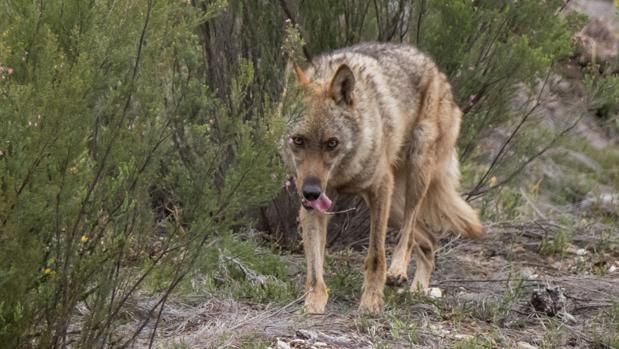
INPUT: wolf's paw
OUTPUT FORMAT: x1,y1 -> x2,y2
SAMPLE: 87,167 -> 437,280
386,272 -> 408,287
358,289 -> 384,315
409,279 -> 430,295
304,287 -> 328,314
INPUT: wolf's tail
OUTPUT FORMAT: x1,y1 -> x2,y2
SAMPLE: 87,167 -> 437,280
419,152 -> 484,238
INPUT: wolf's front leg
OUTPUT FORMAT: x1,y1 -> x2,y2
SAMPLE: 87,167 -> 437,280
359,173 -> 394,315
300,207 -> 329,314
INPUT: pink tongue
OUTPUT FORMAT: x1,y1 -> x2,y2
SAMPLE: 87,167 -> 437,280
308,193 -> 332,213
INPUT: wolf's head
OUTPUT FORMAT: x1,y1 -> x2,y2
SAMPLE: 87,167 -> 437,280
283,63 -> 360,213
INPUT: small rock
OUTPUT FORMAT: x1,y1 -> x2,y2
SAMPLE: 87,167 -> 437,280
561,311 -> 577,324
428,287 -> 443,299
314,342 -> 327,347
517,342 -> 538,349
521,267 -> 539,280
429,323 -> 450,337
277,339 -> 291,349
296,329 -> 318,341
609,265 -> 617,273
576,248 -> 587,256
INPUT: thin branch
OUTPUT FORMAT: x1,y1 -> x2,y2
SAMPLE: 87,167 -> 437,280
556,0 -> 573,14
415,0 -> 426,46
460,73 -> 512,114
466,114 -> 583,200
519,187 -> 547,219
372,0 -> 383,40
432,278 -> 542,285
465,71 -> 552,201
221,290 -> 308,335
148,293 -> 170,349
381,0 -> 406,41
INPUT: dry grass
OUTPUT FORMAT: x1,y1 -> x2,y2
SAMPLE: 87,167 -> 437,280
112,220 -> 618,348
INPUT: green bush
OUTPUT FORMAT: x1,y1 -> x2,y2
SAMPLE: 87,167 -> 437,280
0,1 -> 284,347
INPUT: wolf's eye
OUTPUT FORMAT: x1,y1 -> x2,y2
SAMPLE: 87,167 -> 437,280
326,138 -> 339,150
292,136 -> 305,146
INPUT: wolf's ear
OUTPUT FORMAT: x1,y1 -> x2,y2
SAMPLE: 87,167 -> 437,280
329,64 -> 355,106
287,60 -> 309,86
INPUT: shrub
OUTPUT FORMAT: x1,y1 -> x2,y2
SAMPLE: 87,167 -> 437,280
0,1 -> 284,347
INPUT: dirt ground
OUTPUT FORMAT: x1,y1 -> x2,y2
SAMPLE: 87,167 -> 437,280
125,219 -> 618,349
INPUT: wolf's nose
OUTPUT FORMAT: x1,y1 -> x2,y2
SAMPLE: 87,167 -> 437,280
302,184 -> 322,201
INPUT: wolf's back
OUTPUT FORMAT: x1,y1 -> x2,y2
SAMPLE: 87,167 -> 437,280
310,42 -> 435,95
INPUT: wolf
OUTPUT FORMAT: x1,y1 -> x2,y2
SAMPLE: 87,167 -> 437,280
281,42 -> 483,315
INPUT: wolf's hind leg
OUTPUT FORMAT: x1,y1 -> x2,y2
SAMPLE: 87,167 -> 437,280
386,181 -> 431,287
386,204 -> 419,287
387,122 -> 435,288
300,208 -> 329,314
386,223 -> 413,287
410,222 -> 437,292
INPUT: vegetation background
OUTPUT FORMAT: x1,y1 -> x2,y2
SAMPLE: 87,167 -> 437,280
0,0 -> 617,348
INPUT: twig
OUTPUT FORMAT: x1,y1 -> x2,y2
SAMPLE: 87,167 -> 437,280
219,290 -> 308,337
415,0 -> 426,45
567,294 -> 614,305
346,236 -> 370,250
434,234 -> 461,255
324,207 -> 357,215
465,71 -> 551,201
433,278 -> 542,285
148,292 -> 170,349
467,113 -> 584,200
556,0 -> 573,14
519,188 -> 547,219
573,304 -> 614,312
